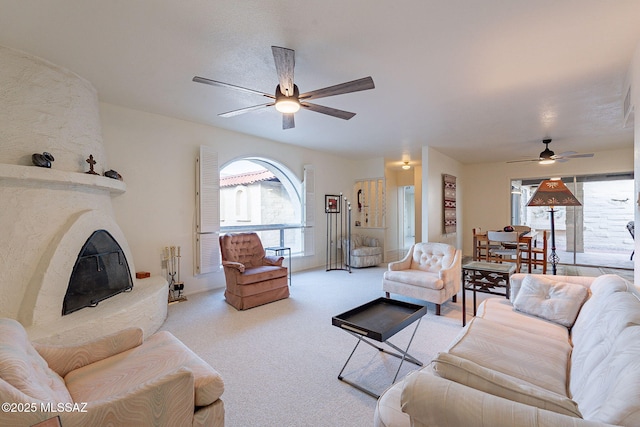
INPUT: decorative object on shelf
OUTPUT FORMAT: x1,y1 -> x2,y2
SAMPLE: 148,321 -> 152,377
526,179 -> 582,275
443,174 -> 457,234
325,194 -> 341,213
164,245 -> 187,303
104,169 -> 123,180
135,271 -> 150,279
31,152 -> 55,168
85,154 -> 99,175
353,178 -> 385,228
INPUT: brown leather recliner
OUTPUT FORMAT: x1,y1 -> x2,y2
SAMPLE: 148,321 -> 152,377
219,232 -> 289,310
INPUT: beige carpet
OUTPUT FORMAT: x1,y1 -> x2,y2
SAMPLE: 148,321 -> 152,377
160,263 -> 632,427
160,265 -> 466,427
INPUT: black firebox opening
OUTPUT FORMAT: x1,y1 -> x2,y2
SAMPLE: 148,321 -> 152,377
63,230 -> 133,315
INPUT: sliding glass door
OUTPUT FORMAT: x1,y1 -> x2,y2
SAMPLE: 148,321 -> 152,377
511,173 -> 634,270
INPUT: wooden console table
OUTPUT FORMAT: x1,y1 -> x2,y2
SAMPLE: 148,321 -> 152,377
461,261 -> 516,326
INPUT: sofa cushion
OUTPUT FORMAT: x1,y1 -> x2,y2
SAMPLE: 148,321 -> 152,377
513,275 -> 588,327
476,298 -> 570,342
383,270 -> 443,290
351,246 -> 382,256
447,317 -> 571,396
65,331 -> 224,407
0,318 -> 72,404
234,265 -> 287,285
569,275 -> 640,425
431,352 -> 581,417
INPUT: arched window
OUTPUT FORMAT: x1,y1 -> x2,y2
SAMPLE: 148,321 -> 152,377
220,158 -> 303,253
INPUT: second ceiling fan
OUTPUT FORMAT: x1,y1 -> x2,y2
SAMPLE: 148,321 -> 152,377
507,139 -> 594,165
193,46 -> 375,130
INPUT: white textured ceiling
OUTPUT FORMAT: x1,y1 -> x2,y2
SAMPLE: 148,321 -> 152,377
1,0 -> 639,166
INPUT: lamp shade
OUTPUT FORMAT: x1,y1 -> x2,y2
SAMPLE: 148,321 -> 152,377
526,179 -> 581,207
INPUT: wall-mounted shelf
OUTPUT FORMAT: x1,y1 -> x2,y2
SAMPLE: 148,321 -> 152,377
0,163 -> 126,194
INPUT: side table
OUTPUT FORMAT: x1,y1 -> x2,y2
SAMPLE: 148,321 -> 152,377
332,297 -> 427,398
461,261 -> 515,326
265,246 -> 292,285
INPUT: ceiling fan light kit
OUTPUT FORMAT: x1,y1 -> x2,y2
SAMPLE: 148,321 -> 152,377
538,139 -> 555,164
193,46 -> 375,130
275,86 -> 301,114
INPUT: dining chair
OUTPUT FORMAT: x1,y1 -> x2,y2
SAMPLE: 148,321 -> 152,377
473,228 -> 487,261
519,230 -> 548,274
502,225 -> 531,250
486,231 -> 521,270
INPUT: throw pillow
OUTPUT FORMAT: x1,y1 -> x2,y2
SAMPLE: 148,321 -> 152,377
513,275 -> 589,327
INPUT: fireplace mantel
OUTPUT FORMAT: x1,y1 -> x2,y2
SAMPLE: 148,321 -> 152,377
0,163 -> 126,194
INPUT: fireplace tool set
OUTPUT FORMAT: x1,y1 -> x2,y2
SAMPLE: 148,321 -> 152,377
164,246 -> 186,303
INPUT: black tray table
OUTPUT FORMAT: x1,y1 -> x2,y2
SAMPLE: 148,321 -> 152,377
332,297 -> 427,398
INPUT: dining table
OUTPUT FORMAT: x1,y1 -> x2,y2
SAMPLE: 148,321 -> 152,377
473,229 -> 539,273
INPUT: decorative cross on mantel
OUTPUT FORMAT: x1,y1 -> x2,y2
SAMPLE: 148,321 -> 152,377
86,154 -> 98,175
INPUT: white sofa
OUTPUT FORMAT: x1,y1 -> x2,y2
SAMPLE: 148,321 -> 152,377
374,273 -> 640,427
383,242 -> 461,315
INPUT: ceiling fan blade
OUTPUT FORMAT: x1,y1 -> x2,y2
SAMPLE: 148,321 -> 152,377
299,76 -> 375,101
506,159 -> 540,164
271,46 -> 295,96
193,76 -> 275,99
283,113 -> 295,130
562,153 -> 594,159
556,151 -> 577,157
301,102 -> 356,120
219,103 -> 274,117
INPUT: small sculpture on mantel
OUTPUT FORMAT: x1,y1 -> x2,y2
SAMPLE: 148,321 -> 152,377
32,152 -> 55,168
85,154 -> 99,175
104,169 -> 123,181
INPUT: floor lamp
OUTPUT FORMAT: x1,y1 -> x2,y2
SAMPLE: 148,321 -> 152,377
526,179 -> 581,275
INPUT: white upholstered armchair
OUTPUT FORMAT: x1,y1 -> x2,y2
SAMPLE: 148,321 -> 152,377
382,242 -> 462,315
343,234 -> 383,268
0,318 -> 224,426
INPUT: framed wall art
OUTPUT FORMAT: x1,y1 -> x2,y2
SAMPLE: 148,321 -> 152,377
325,195 -> 340,213
443,174 -> 457,234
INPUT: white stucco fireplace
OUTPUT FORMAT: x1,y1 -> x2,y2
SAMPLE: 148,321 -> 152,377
0,45 -> 167,345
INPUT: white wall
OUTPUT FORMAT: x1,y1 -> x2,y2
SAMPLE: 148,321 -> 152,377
100,103 -> 365,295
462,148 -> 634,259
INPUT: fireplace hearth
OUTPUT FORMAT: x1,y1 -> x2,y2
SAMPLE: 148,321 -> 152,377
63,230 -> 133,315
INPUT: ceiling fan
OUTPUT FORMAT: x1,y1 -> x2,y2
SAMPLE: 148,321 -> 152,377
193,46 -> 375,130
506,139 -> 595,164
